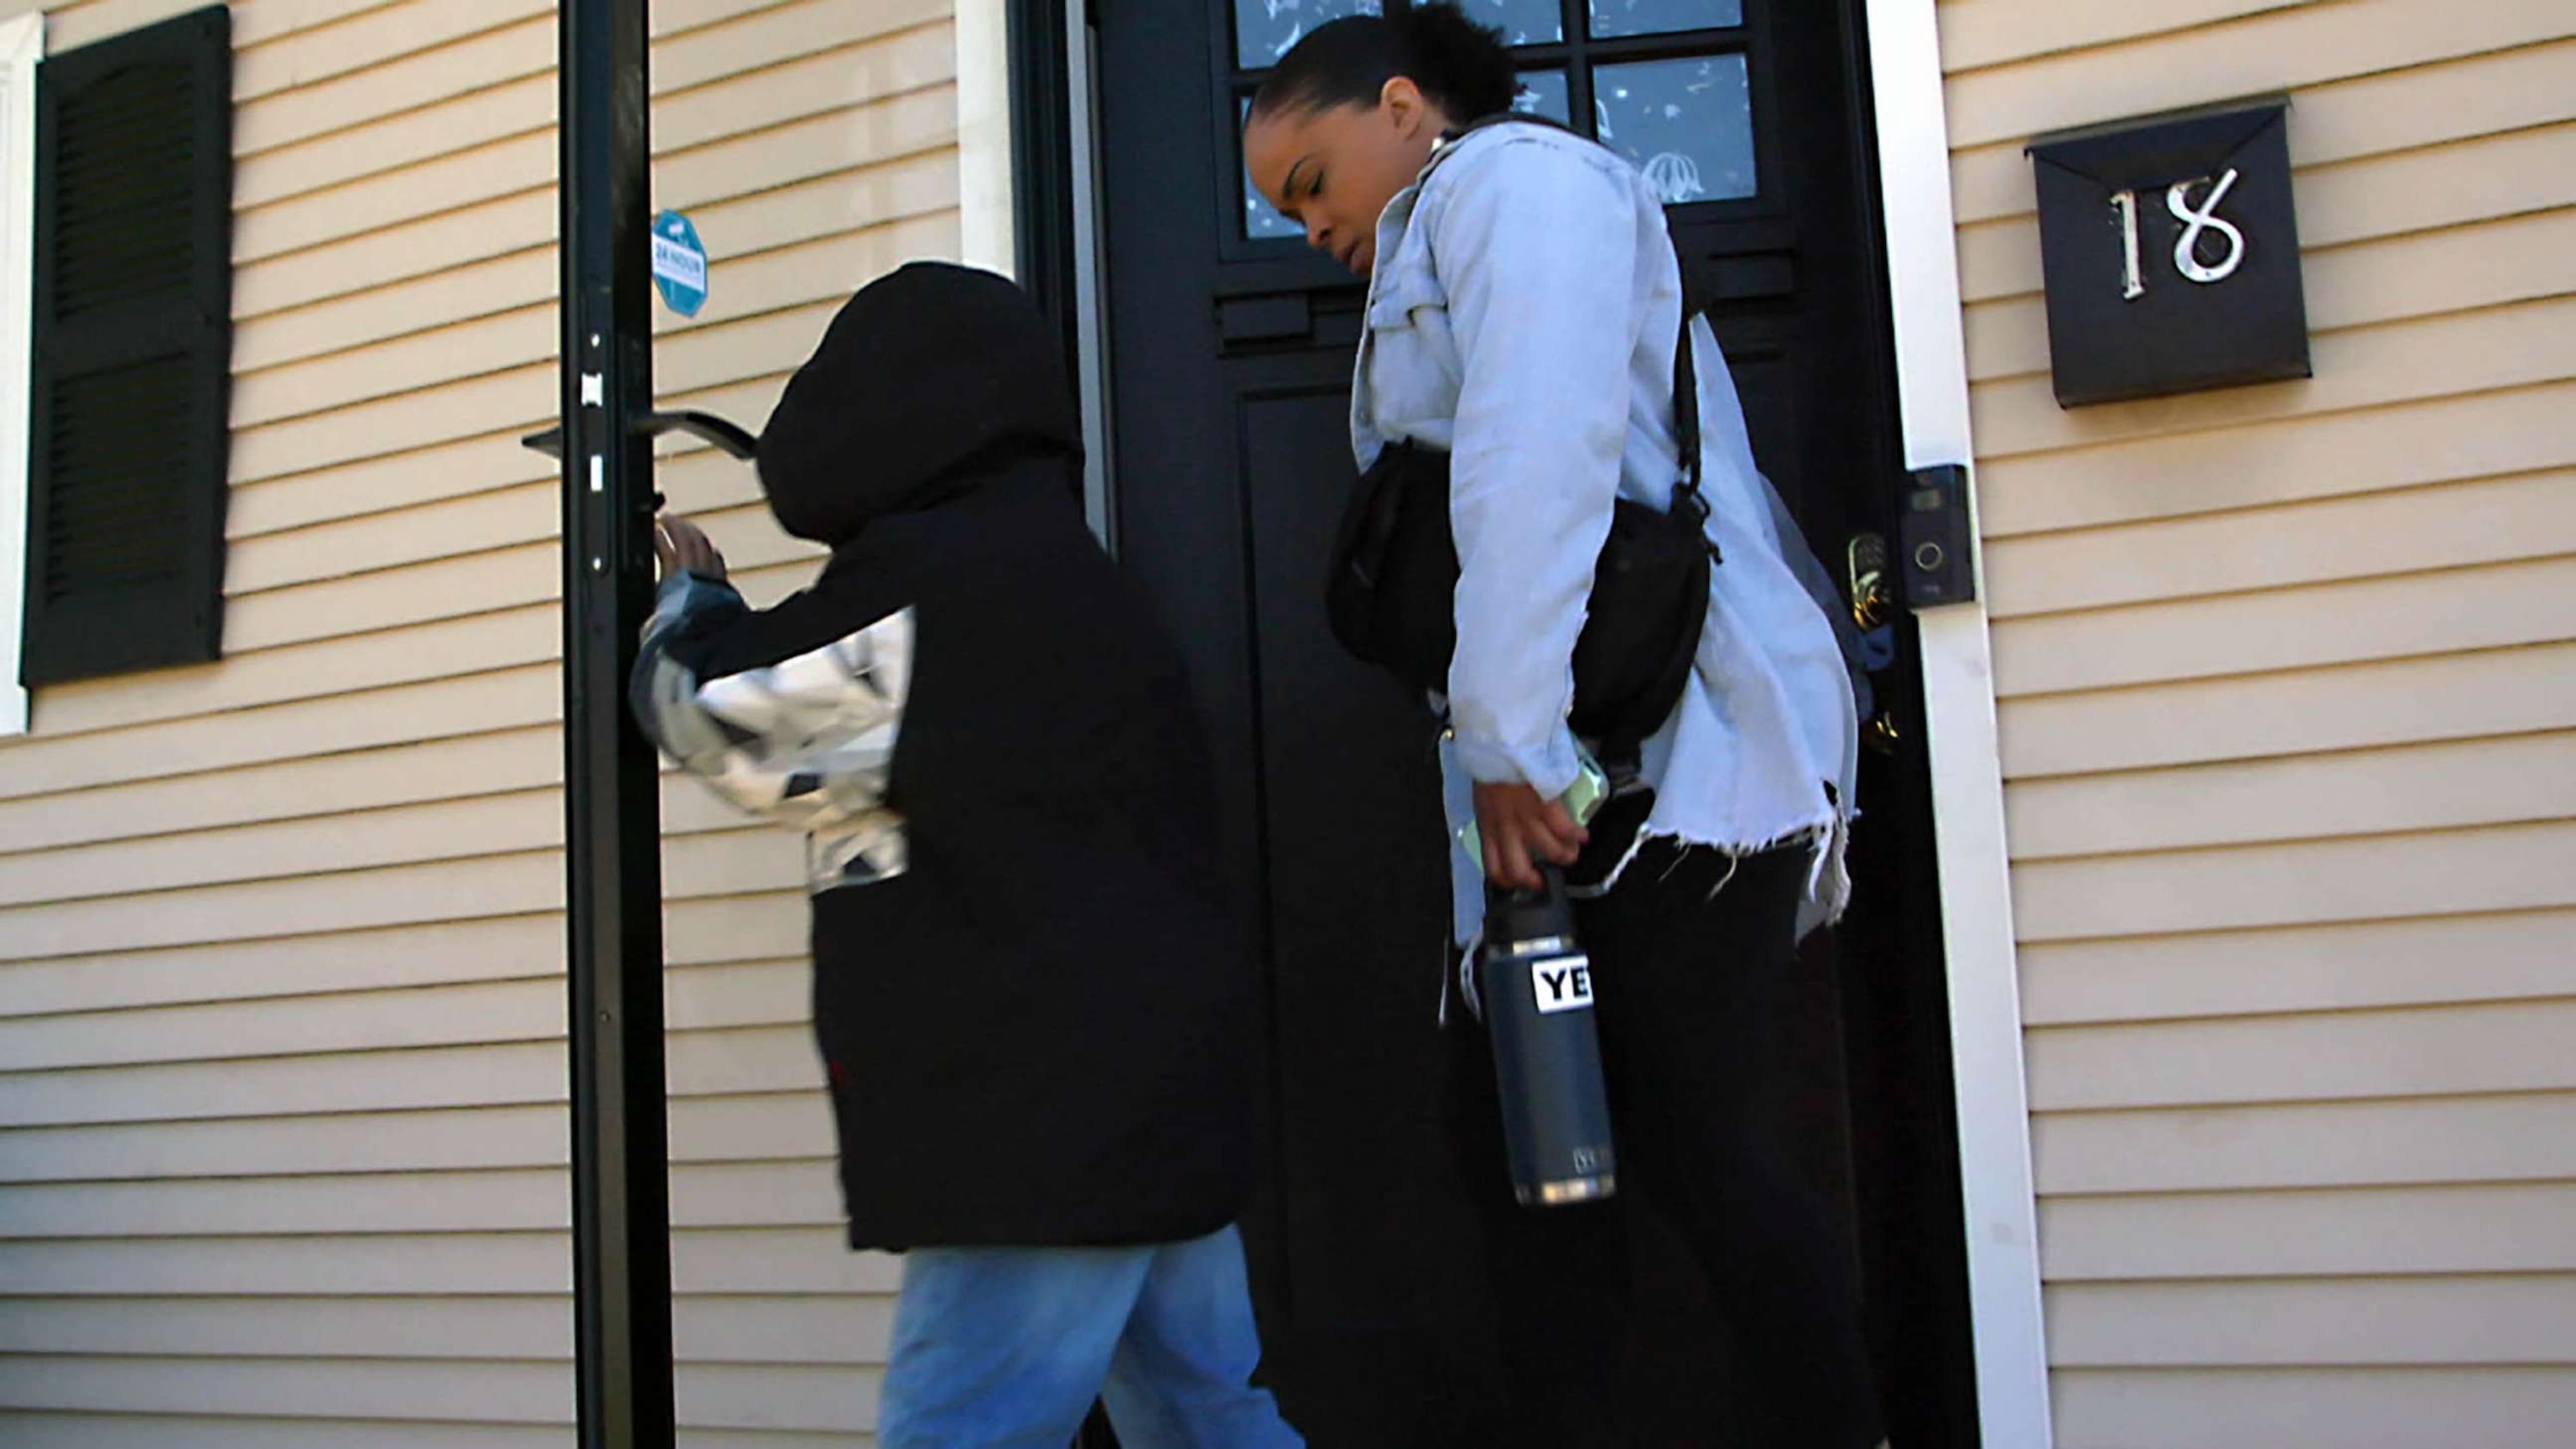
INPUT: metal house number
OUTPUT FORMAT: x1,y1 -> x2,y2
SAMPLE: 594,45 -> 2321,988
2111,166 -> 2248,301
2028,96 -> 2308,405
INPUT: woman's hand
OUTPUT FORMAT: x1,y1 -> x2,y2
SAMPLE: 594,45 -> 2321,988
1474,781 -> 1587,893
654,517 -> 728,583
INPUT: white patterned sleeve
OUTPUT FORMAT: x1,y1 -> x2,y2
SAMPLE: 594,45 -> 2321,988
631,573 -> 918,891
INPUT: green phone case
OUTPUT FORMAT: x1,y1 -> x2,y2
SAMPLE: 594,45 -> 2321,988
1457,749 -> 1609,870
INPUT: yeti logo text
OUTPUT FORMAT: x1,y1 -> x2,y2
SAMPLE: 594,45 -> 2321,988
1533,958 -> 1594,1015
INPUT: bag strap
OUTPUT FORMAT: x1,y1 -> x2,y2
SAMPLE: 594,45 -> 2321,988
1667,234 -> 1706,523
1437,112 -> 1709,524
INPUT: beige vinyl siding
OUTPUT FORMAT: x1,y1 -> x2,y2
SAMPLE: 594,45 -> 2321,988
1939,2 -> 2576,1445
0,0 -> 578,1438
0,0 -> 954,1444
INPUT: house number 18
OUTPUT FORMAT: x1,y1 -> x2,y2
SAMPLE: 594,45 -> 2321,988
2111,166 -> 2247,301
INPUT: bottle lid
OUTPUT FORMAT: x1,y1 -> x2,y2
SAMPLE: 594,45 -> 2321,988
1488,865 -> 1576,947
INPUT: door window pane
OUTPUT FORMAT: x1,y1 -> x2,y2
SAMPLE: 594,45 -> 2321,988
1240,96 -> 1304,240
1587,0 -> 1742,39
1593,53 -> 1756,204
1514,69 -> 1571,125
1455,0 -> 1561,45
1237,0 -> 1381,70
1246,176 -> 1305,240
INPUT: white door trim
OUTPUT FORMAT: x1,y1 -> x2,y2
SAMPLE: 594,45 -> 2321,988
1860,2 -> 2055,1444
0,10 -> 44,738
954,0 -> 1017,278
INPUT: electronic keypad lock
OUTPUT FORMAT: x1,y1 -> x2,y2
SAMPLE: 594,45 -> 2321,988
1898,464 -> 1976,608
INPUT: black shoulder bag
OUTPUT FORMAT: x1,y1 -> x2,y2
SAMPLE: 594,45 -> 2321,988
1325,117 -> 1716,761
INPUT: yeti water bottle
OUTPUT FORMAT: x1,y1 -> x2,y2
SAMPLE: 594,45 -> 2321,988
1481,868 -> 1617,1206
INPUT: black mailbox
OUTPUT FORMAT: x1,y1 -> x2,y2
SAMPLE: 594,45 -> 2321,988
2028,96 -> 2310,408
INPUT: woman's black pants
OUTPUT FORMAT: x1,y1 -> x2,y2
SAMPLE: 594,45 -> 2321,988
1446,842 -> 1885,1449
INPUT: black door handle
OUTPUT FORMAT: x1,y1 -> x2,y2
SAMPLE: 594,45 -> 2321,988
522,408 -> 761,462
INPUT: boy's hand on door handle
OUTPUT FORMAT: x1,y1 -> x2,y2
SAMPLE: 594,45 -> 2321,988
654,516 -> 729,583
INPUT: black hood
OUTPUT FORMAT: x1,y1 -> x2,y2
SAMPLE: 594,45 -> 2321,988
755,262 -> 1082,546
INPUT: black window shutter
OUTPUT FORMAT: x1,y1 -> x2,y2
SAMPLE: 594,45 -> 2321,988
22,6 -> 232,687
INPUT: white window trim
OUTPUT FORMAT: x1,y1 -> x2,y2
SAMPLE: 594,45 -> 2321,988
1861,3 -> 2055,1444
954,0 -> 1016,278
0,11 -> 39,737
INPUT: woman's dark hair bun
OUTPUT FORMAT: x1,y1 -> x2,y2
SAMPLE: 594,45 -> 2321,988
1250,4 -> 1519,125
1390,4 -> 1519,118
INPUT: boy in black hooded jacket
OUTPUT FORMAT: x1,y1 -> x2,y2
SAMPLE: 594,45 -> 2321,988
633,263 -> 1301,1449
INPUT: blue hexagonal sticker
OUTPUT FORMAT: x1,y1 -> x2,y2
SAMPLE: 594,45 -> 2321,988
651,210 -> 709,319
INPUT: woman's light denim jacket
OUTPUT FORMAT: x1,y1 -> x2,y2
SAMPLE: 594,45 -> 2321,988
1349,120 -> 1862,948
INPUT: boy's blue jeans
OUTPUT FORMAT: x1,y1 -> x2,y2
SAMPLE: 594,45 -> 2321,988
878,1224 -> 1306,1449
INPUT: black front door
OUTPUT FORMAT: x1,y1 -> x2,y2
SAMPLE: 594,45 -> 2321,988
1093,1 -> 1976,1443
